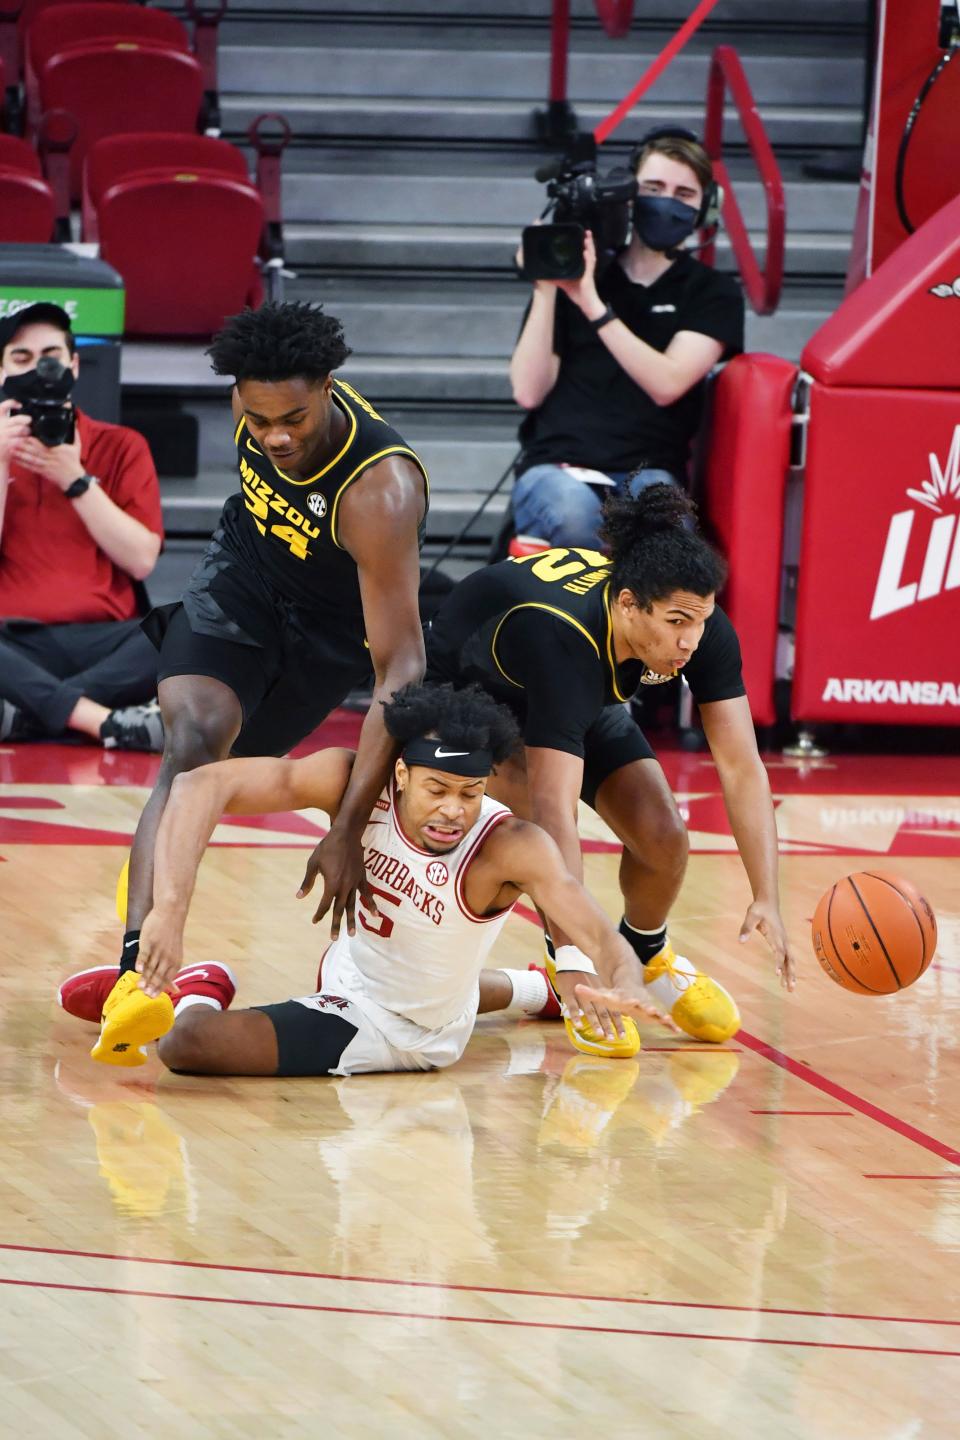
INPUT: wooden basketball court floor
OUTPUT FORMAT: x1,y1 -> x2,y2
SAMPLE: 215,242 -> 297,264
1,717 -> 958,1439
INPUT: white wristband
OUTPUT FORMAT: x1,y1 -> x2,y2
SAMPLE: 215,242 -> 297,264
553,944 -> 598,975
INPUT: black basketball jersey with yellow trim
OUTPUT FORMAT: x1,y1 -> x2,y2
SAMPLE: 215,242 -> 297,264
219,377 -> 428,614
427,547 -> 745,741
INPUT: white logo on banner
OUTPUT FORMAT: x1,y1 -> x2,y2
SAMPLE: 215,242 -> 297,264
870,425 -> 960,620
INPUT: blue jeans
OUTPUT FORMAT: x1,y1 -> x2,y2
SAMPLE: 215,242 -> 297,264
512,464 -> 680,549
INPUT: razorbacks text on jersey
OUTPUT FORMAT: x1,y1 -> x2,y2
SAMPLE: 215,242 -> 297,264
223,377 -> 429,612
317,781 -> 515,1043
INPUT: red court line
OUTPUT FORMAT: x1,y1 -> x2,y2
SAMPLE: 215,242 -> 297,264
513,902 -> 541,928
1,1277 -> 957,1356
750,1110 -> 853,1117
736,1031 -> 960,1166
2,1243 -> 958,1329
864,1174 -> 960,1181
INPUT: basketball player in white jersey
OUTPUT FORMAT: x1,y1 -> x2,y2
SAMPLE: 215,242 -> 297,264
59,684 -> 670,1075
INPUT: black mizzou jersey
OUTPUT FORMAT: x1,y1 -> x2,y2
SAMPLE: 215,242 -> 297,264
426,547 -> 745,756
220,377 -> 429,614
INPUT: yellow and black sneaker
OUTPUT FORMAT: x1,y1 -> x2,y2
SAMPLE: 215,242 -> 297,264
90,971 -> 174,1068
643,942 -> 741,1044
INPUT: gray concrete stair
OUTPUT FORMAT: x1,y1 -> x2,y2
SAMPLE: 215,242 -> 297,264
224,94 -> 862,152
276,152 -> 854,233
217,34 -> 861,108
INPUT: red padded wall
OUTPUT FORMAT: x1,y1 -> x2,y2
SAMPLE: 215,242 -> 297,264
702,353 -> 797,726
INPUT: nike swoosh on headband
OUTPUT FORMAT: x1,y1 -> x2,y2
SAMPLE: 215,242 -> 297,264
434,747 -> 471,758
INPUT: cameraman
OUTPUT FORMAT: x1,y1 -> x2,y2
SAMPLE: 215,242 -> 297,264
510,130 -> 744,546
0,303 -> 165,750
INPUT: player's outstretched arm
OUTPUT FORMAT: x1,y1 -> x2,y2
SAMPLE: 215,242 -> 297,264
700,695 -> 799,991
490,820 -> 675,1036
299,456 -> 427,938
139,750 -> 353,997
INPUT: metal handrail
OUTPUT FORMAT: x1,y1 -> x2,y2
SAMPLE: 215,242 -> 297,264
701,44 -> 785,315
593,0 -> 721,144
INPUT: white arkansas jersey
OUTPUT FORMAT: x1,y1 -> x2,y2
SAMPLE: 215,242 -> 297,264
323,780 -> 515,1033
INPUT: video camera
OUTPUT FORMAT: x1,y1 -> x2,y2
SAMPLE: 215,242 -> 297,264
521,136 -> 637,282
3,356 -> 76,447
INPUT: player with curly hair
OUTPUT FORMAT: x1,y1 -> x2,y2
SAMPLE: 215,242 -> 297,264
426,484 -> 799,1053
94,302 -> 431,1037
58,684 -> 671,1074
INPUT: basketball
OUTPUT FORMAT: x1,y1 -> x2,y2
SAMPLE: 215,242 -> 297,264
811,872 -> 937,995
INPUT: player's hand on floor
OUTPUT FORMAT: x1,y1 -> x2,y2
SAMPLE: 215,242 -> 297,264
298,828 -> 378,938
136,910 -> 184,997
557,969 -> 634,1042
739,899 -> 799,991
574,983 -> 682,1033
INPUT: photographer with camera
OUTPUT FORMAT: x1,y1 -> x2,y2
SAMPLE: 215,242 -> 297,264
510,129 -> 744,547
0,303 -> 165,751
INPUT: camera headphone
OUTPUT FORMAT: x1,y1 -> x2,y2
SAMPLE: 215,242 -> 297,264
627,125 -> 720,230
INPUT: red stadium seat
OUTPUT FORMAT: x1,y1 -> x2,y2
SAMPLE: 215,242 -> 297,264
97,170 -> 264,334
38,43 -> 204,195
0,131 -> 44,176
0,130 -> 56,241
25,2 -> 189,133
0,170 -> 56,241
18,0 -> 131,46
0,0 -> 128,103
83,132 -> 249,240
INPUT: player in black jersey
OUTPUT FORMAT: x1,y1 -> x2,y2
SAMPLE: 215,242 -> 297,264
427,484 -> 799,1051
110,303 -> 429,993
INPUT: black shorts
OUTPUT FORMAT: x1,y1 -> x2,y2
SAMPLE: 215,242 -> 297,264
580,703 -> 655,808
144,547 -> 372,757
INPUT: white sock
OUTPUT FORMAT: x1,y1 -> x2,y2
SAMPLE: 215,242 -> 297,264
173,994 -> 221,1018
642,948 -> 697,1015
500,968 -> 550,1017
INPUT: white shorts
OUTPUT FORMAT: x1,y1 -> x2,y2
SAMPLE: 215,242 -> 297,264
281,947 -> 478,1077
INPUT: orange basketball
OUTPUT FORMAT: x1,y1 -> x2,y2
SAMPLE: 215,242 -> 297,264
811,872 -> 937,995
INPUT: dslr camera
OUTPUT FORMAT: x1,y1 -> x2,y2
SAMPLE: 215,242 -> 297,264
521,136 -> 637,282
3,355 -> 76,447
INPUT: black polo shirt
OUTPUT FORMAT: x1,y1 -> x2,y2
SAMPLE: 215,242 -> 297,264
517,253 -> 744,478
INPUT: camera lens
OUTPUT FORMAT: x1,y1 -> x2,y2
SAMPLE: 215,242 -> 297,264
549,233 -> 578,266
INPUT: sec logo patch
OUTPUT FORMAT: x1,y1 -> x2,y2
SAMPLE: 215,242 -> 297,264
307,492 -> 327,519
426,860 -> 449,886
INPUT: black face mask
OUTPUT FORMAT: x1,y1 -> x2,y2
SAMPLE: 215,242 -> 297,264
632,194 -> 699,252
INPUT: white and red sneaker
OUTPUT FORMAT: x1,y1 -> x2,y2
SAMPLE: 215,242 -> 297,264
58,961 -> 237,1025
58,966 -> 119,1024
171,962 -> 237,1011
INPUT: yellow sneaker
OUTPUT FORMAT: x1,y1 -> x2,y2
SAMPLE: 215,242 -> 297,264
547,949 -> 642,1058
90,971 -> 174,1067
115,857 -> 129,923
642,942 -> 740,1044
562,1013 -> 641,1059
